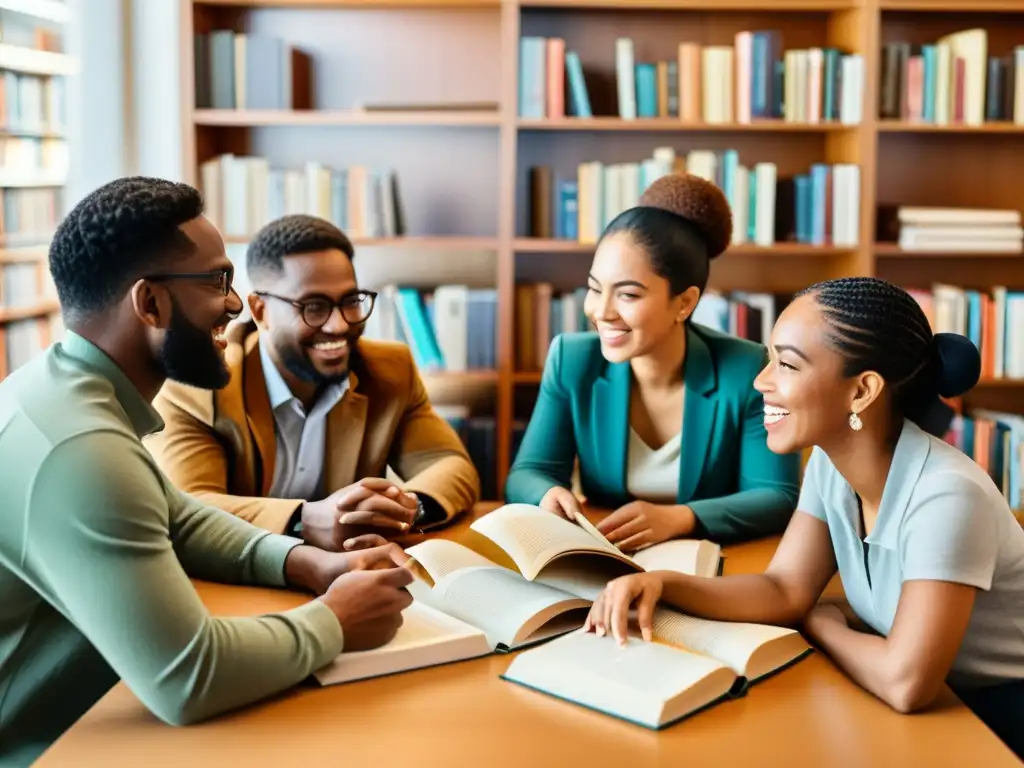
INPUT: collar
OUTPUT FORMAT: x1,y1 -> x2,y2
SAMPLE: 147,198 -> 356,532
597,324 -> 716,395
867,419 -> 931,550
258,338 -> 350,414
59,331 -> 164,438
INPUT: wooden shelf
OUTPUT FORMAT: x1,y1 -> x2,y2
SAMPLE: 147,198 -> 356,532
518,118 -> 853,132
0,247 -> 47,265
875,244 -> 1024,258
518,0 -> 856,9
0,44 -> 75,77
223,235 -> 499,250
194,0 -> 497,6
0,0 -> 71,23
0,301 -> 59,324
879,120 -> 1024,134
975,378 -> 1024,388
194,109 -> 501,127
880,0 -> 1024,10
515,238 -> 856,257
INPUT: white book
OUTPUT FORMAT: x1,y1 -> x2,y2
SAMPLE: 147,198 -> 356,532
313,504 -> 722,685
502,607 -> 812,730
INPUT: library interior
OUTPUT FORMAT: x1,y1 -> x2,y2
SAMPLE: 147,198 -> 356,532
4,0 -> 1024,765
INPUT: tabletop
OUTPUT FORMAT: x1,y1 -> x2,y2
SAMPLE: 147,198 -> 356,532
37,504 -> 1021,767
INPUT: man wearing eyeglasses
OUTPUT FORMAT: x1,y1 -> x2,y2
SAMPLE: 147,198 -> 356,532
146,214 -> 480,552
0,180 -> 416,766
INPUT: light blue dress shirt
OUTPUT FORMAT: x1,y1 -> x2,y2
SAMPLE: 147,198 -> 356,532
798,418 -> 1024,689
259,341 -> 349,501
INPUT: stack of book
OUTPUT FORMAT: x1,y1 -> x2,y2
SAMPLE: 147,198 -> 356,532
877,206 -> 1023,253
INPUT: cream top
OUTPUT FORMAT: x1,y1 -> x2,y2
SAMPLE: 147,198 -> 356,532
625,427 -> 682,504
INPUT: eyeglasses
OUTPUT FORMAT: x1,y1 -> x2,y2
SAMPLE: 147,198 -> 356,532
253,290 -> 377,328
145,269 -> 235,297
144,268 -> 242,319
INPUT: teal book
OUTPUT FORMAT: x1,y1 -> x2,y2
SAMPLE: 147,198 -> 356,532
502,608 -> 812,730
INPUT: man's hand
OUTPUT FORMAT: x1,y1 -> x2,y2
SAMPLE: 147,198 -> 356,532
538,486 -> 585,521
318,567 -> 414,652
285,541 -> 410,595
595,501 -> 696,552
300,478 -> 420,552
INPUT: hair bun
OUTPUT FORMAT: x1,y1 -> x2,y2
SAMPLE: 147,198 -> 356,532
933,332 -> 981,398
638,173 -> 733,259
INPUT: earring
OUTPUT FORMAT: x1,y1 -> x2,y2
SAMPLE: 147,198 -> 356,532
849,412 -> 863,431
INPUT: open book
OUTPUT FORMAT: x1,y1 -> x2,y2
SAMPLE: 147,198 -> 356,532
501,607 -> 812,730
313,503 -> 722,685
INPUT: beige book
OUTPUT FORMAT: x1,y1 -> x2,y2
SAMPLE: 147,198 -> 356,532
314,503 -> 721,685
501,607 -> 812,730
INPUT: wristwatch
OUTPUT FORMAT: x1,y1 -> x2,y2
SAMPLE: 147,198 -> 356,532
412,496 -> 427,526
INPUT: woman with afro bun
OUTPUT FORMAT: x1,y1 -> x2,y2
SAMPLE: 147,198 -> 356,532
505,172 -> 802,550
586,276 -> 1024,760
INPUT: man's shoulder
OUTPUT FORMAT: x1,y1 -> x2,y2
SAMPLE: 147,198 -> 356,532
352,338 -> 417,389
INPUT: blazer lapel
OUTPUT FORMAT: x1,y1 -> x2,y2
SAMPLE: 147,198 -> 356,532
678,326 -> 718,503
593,359 -> 631,497
325,371 -> 368,493
242,339 -> 277,495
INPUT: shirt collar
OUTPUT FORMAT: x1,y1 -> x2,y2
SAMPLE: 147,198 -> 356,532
59,331 -> 164,438
868,418 -> 931,550
258,338 -> 349,414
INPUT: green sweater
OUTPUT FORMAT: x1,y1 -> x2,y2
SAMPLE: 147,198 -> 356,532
0,332 -> 344,765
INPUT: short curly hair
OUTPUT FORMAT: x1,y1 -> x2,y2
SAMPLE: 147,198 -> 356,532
601,172 -> 733,297
49,176 -> 204,322
246,214 -> 354,285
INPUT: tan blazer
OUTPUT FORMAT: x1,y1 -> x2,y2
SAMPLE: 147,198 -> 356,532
145,321 -> 480,533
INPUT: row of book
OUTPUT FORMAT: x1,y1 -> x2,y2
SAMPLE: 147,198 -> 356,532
0,188 -> 59,242
876,206 -> 1023,253
1,137 -> 66,184
0,314 -> 62,381
533,147 -> 860,247
0,72 -> 64,136
519,34 -> 865,126
0,259 -> 52,310
910,284 -> 1024,381
946,410 -> 1024,511
199,153 -> 403,242
362,284 -> 498,373
880,30 -> 1022,126
193,30 -> 311,111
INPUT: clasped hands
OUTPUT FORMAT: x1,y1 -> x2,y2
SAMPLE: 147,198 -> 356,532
301,476 -> 421,553
538,486 -> 696,552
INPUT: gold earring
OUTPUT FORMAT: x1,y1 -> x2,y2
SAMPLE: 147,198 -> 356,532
849,412 -> 863,431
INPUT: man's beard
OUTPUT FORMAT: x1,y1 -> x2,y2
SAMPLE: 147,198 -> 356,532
160,302 -> 231,390
278,338 -> 354,387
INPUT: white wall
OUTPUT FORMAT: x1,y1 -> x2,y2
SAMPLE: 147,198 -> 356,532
64,0 -> 183,210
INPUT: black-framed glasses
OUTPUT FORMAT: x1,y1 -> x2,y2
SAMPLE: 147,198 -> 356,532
253,290 -> 377,328
145,268 -> 235,297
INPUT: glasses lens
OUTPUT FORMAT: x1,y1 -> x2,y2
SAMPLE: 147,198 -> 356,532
302,300 -> 333,327
342,292 -> 373,323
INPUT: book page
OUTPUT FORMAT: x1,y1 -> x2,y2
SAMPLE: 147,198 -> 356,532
652,608 -> 804,677
502,629 -> 737,729
313,601 -> 491,686
434,566 -> 589,649
405,539 -> 508,584
471,504 -> 637,580
632,539 -> 722,579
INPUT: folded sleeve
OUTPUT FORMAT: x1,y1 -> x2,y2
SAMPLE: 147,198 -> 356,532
26,431 -> 344,727
899,475 -> 1000,590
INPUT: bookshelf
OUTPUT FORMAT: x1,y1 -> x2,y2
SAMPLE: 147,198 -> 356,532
0,0 -> 72,382
180,0 -> 1024,503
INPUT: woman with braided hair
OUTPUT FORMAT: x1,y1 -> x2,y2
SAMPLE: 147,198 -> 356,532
505,172 -> 801,550
584,276 -> 1024,758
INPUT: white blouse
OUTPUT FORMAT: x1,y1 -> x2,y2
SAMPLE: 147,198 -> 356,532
625,427 -> 681,504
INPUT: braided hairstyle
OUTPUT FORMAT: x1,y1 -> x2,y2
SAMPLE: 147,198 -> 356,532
798,276 -> 981,436
600,173 -> 733,296
49,176 -> 204,324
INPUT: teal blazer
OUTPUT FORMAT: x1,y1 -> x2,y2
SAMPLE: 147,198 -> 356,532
505,325 -> 801,543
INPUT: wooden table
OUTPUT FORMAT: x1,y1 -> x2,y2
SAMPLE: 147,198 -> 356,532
38,505 -> 1021,767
